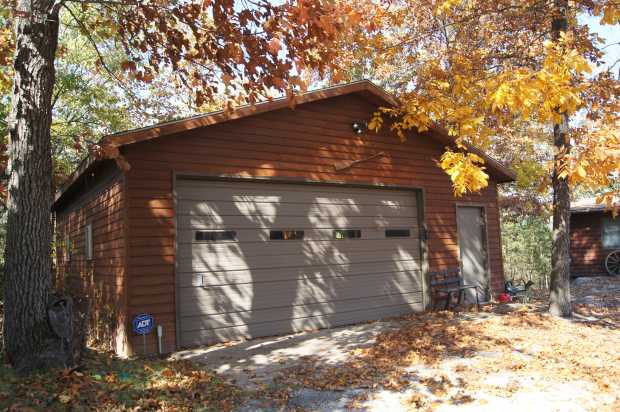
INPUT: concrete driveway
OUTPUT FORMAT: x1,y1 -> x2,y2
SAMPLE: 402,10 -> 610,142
171,320 -> 400,389
169,295 -> 618,412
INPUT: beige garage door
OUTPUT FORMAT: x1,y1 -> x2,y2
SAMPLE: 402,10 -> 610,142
176,179 -> 424,348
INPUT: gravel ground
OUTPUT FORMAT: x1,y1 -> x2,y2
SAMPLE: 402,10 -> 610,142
571,275 -> 620,307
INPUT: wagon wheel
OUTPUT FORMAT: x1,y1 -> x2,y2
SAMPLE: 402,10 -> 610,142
605,250 -> 620,276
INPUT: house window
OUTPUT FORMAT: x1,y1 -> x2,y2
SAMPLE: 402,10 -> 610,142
386,229 -> 411,238
602,216 -> 620,249
195,230 -> 237,242
270,230 -> 305,240
85,224 -> 93,261
333,229 -> 361,240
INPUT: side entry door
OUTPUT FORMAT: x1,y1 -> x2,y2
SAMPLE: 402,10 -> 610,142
456,206 -> 490,302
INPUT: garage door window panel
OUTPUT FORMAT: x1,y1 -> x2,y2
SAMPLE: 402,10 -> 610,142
334,229 -> 362,240
195,230 -> 237,242
270,230 -> 305,240
385,229 -> 411,238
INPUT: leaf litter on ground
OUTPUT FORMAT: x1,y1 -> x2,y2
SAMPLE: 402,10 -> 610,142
273,277 -> 620,411
0,350 -> 244,411
1,277 -> 619,411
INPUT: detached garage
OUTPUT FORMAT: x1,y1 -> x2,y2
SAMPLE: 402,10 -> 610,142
53,80 -> 514,356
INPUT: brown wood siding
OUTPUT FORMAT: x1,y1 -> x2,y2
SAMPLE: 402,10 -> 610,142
570,211 -> 613,276
55,164 -> 129,355
122,93 -> 506,355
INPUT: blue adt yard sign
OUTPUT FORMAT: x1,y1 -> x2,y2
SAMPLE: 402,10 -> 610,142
132,314 -> 154,335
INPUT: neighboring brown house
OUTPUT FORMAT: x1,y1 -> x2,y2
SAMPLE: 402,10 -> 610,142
570,198 -> 620,277
52,80 -> 515,357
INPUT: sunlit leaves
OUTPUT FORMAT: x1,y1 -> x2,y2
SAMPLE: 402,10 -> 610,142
569,123 -> 620,210
368,111 -> 384,132
439,151 -> 489,196
345,0 -> 619,201
594,2 -> 620,24
0,26 -> 11,89
487,36 -> 591,124
111,0 -> 356,109
0,7 -> 12,90
268,37 -> 282,55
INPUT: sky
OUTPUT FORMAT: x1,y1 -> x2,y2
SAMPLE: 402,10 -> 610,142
580,14 -> 620,76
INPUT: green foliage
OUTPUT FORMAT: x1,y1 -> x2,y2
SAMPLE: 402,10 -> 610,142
0,13 -> 131,269
2,8 -> 225,186
50,18 -> 132,181
502,213 -> 552,289
1,7 -> 224,267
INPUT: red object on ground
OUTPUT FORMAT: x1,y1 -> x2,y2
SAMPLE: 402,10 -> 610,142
498,293 -> 512,303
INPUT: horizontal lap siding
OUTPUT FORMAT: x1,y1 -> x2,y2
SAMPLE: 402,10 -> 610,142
124,93 -> 506,354
176,180 -> 422,346
55,165 -> 128,355
570,212 -> 608,276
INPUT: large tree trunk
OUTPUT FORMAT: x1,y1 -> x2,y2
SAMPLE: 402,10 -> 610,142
549,0 -> 572,318
549,117 -> 572,317
4,0 -> 61,372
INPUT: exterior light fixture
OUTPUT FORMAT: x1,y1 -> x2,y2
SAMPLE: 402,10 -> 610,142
351,121 -> 367,134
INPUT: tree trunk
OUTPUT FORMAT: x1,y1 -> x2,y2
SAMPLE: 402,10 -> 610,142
549,117 -> 572,317
549,0 -> 572,318
4,0 -> 61,372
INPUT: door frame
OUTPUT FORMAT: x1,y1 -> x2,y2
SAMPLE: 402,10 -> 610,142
172,172 -> 430,349
455,203 -> 491,301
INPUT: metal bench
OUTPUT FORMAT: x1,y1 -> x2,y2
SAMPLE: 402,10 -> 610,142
505,280 -> 534,303
429,267 -> 480,311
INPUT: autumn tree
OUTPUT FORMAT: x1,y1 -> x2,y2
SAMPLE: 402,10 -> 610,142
340,0 -> 620,317
49,7 -> 226,179
1,7 -> 225,189
1,9 -> 136,266
2,0 -> 358,372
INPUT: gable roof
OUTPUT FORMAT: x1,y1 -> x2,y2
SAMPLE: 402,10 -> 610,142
571,197 -> 620,214
54,80 -> 515,207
